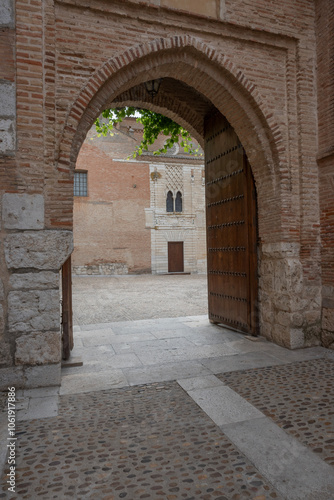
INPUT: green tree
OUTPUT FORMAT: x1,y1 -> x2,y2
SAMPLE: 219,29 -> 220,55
95,107 -> 201,158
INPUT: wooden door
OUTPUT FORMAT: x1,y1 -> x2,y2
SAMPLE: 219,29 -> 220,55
168,241 -> 184,273
204,111 -> 258,335
61,255 -> 74,360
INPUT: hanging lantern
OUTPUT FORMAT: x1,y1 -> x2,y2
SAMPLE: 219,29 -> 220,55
144,79 -> 162,98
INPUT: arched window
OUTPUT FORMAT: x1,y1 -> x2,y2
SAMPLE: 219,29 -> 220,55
175,191 -> 182,212
166,191 -> 174,212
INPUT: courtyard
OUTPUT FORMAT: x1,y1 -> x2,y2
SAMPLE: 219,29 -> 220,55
71,274 -> 208,325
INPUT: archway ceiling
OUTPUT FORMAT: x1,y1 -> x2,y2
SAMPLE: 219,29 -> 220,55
111,77 -> 215,140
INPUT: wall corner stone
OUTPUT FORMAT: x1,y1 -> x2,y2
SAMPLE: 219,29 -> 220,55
4,230 -> 73,271
2,193 -> 44,230
15,331 -> 61,365
0,0 -> 15,28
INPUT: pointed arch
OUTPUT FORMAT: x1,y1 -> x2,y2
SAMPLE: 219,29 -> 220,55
59,36 -> 283,176
56,35 -> 292,244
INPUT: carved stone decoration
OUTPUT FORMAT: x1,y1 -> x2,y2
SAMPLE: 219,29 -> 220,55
165,165 -> 183,193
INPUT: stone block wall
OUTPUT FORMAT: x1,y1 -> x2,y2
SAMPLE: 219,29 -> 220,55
0,195 -> 73,387
72,263 -> 128,276
259,243 -> 322,349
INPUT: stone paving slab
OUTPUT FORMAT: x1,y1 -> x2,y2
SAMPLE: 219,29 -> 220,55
82,331 -> 156,347
135,344 -> 239,366
64,353 -> 143,373
149,328 -> 193,339
186,384 -> 264,426
226,339 -> 288,355
221,417 -> 334,500
264,345 -> 333,363
182,329 -> 244,345
200,351 -> 287,373
0,382 -> 283,500
218,358 -> 334,467
16,396 -> 58,421
60,369 -> 129,395
124,360 -> 212,386
112,336 -> 195,354
177,375 -> 224,391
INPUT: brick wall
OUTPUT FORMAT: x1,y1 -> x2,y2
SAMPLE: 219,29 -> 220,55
73,124 -> 151,274
316,0 -> 334,348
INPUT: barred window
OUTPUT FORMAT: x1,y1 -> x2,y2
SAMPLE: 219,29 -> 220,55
74,171 -> 88,197
175,191 -> 182,212
166,191 -> 173,212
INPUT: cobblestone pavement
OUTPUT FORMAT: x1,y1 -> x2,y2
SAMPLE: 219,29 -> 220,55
218,358 -> 334,467
1,383 -> 283,500
1,276 -> 334,499
72,274 -> 208,325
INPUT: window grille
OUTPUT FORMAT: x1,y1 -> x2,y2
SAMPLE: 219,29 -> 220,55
74,171 -> 88,196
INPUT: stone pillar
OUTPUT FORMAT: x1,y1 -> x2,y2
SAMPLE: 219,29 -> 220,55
0,194 -> 73,390
259,242 -> 322,349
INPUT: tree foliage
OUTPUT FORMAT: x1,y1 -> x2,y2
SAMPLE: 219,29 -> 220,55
95,107 -> 201,158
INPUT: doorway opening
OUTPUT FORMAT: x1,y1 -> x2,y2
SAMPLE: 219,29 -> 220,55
62,94 -> 259,360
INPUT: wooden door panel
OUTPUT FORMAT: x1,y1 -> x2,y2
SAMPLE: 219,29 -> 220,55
205,112 -> 258,335
168,241 -> 184,273
61,255 -> 73,360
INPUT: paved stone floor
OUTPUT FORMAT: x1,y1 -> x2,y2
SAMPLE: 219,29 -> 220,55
1,276 -> 334,499
1,383 -> 283,500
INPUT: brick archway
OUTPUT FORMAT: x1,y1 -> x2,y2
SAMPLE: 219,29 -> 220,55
54,35 -> 317,350
1,1 -> 328,391
59,36 -> 283,170
56,36 -> 286,240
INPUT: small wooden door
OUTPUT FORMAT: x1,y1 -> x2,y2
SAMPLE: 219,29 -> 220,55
61,255 -> 73,360
204,111 -> 258,335
168,241 -> 184,273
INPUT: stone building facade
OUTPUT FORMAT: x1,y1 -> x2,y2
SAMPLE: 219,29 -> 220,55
73,118 -> 206,275
0,0 -> 333,389
146,161 -> 206,274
